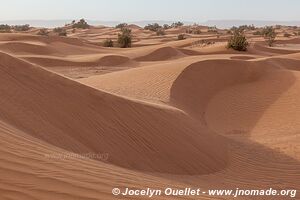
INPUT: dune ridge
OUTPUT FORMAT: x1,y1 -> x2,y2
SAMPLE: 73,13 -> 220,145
0,51 -> 227,175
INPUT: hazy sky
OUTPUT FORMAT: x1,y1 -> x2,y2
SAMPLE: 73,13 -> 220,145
1,0 -> 300,22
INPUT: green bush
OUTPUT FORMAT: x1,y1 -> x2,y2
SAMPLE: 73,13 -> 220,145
227,30 -> 249,51
253,30 -> 262,35
118,28 -> 132,48
0,24 -> 11,33
262,26 -> 276,46
116,23 -> 128,29
144,23 -> 162,32
37,28 -> 49,36
177,34 -> 186,40
103,39 -> 114,47
72,19 -> 90,29
172,21 -> 184,28
53,27 -> 67,36
163,24 -> 171,29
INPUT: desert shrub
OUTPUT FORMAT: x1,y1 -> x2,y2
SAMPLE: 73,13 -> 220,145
230,26 -> 238,31
116,23 -> 128,29
118,28 -> 132,48
186,28 -> 201,34
37,28 -> 49,36
103,39 -> 114,47
177,34 -> 186,40
253,30 -> 262,35
72,19 -> 90,29
208,26 -> 218,33
163,24 -> 171,29
13,24 -> 30,31
262,26 -> 276,46
193,29 -> 202,34
53,27 -> 67,36
0,24 -> 11,33
156,29 -> 165,36
227,30 -> 249,51
284,33 -> 292,37
144,23 -> 162,32
172,21 -> 184,28
237,24 -> 255,31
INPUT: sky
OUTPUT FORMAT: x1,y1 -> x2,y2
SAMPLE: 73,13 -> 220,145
1,0 -> 300,22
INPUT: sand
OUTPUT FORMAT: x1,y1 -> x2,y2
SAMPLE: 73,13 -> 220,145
0,26 -> 299,200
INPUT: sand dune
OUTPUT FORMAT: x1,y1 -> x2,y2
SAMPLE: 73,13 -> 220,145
135,46 -> 185,61
0,52 -> 227,175
1,25 -> 300,200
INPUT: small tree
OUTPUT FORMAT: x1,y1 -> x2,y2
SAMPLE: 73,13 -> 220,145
227,30 -> 249,51
103,39 -> 114,47
262,26 -> 276,47
118,28 -> 132,48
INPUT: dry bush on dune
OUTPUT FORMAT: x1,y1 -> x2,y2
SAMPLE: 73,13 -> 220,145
253,30 -> 262,35
72,18 -> 90,29
103,39 -> 114,47
208,26 -> 218,33
163,24 -> 171,29
144,23 -> 162,32
118,28 -> 132,48
13,24 -> 30,31
115,23 -> 128,29
53,27 -> 67,36
262,26 -> 276,46
227,30 -> 249,51
171,21 -> 184,28
37,28 -> 49,36
177,34 -> 186,40
156,29 -> 165,36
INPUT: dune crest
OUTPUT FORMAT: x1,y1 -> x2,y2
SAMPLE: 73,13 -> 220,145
0,52 -> 227,175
